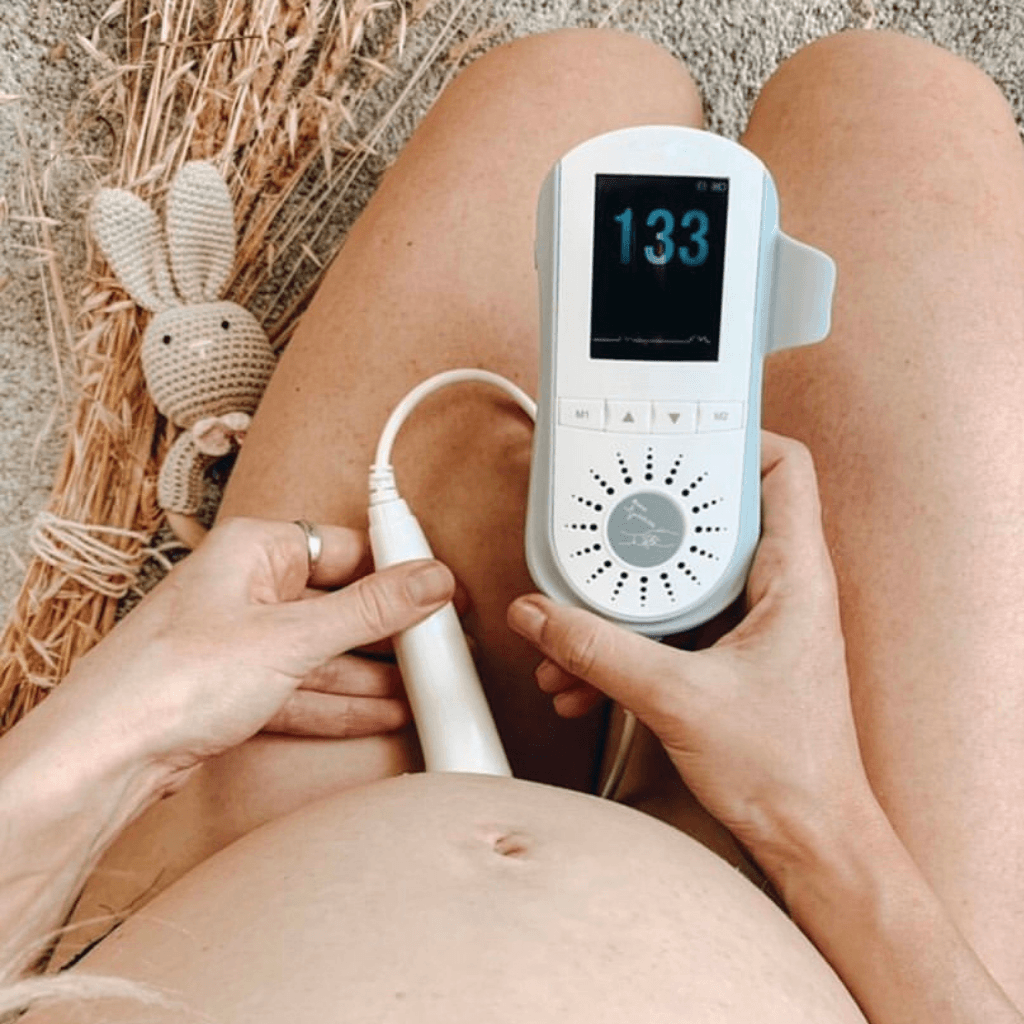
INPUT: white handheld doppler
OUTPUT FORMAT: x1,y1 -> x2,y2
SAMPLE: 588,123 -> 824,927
526,126 -> 837,636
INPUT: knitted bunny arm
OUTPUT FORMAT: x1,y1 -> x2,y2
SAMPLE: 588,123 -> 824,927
158,430 -> 217,517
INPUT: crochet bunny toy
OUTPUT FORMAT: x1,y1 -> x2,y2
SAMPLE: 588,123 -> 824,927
90,161 -> 277,549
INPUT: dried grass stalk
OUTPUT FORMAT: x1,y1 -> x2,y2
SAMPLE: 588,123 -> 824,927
0,0 -> 487,734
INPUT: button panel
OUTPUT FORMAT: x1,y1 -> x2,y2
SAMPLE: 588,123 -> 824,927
560,398 -> 744,434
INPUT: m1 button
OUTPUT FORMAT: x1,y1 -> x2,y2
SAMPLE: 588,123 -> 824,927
559,398 -> 604,429
697,401 -> 745,432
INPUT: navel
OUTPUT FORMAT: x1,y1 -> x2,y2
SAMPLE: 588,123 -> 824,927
491,831 -> 531,858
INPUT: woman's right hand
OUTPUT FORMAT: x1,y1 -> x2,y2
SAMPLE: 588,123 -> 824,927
507,431 -> 874,874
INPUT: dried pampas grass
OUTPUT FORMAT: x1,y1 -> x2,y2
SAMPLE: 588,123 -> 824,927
0,0 -> 490,735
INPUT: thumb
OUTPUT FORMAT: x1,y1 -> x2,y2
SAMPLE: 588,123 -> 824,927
508,594 -> 695,735
269,559 -> 456,672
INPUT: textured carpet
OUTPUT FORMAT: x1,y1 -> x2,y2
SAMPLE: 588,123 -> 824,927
1,0 -> 1022,620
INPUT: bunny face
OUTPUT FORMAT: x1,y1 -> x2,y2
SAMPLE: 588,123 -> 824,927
142,300 -> 277,427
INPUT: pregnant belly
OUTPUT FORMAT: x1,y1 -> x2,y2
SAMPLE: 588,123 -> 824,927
33,773 -> 866,1024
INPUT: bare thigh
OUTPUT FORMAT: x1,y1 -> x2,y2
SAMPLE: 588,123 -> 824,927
54,29 -> 712,963
209,28 -> 713,803
744,28 -> 1024,1003
57,31 -> 1024,1005
214,28 -> 704,791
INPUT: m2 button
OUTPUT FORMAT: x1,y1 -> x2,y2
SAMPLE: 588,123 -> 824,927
697,401 -> 745,432
559,398 -> 604,430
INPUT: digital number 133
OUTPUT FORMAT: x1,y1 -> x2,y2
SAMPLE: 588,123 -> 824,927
613,207 -> 709,267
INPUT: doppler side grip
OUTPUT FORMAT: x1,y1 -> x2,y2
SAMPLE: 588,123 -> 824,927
368,499 -> 512,776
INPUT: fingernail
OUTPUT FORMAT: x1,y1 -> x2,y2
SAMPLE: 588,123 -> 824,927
406,562 -> 453,605
509,597 -> 547,639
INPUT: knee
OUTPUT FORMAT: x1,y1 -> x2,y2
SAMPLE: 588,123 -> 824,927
745,27 -> 1020,175
753,28 -> 1016,136
450,28 -> 703,126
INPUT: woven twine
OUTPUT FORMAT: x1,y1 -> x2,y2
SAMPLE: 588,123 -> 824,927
0,332 -> 168,731
29,512 -> 161,602
0,512 -> 182,697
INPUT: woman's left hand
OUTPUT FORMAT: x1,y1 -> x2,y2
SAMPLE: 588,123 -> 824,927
57,516 -> 455,787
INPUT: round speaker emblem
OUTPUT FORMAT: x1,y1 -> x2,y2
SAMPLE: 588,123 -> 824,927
606,492 -> 684,568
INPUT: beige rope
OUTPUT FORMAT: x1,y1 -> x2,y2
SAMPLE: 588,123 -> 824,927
28,512 -> 182,600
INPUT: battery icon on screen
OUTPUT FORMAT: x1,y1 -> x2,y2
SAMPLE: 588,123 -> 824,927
711,182 -> 728,192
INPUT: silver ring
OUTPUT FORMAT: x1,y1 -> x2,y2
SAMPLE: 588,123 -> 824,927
293,519 -> 323,578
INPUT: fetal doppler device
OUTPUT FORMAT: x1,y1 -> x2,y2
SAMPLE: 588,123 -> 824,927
367,126 -> 836,795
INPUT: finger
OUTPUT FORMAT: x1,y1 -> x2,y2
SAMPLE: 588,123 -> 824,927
263,691 -> 411,738
300,522 -> 374,590
301,573 -> 472,637
534,657 -> 576,694
759,431 -> 826,546
751,431 -> 837,610
536,661 -> 605,716
349,629 -> 479,662
303,572 -> 471,609
347,576 -> 472,659
300,654 -> 405,698
201,517 -> 374,599
295,596 -> 397,659
535,658 -> 600,707
552,685 -> 606,718
508,594 -> 691,733
300,569 -> 473,661
271,558 -> 456,670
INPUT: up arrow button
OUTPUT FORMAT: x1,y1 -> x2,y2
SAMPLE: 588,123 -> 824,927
606,400 -> 650,433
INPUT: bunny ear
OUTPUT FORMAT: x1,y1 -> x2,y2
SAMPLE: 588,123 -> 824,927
90,188 -> 180,312
166,161 -> 237,303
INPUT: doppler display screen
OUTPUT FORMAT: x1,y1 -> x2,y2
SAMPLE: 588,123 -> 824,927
590,173 -> 728,361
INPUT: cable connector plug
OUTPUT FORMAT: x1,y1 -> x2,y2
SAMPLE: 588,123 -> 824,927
368,463 -> 398,506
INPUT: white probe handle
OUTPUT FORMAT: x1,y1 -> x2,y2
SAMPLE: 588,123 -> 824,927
368,498 -> 512,776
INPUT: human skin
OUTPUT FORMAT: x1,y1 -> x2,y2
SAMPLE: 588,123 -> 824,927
4,435 -> 1021,1024
508,433 -> 1022,1024
0,519 -> 456,979
20,773 -> 872,1024
5,21 -> 1024,1024
203,23 -> 1024,1001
